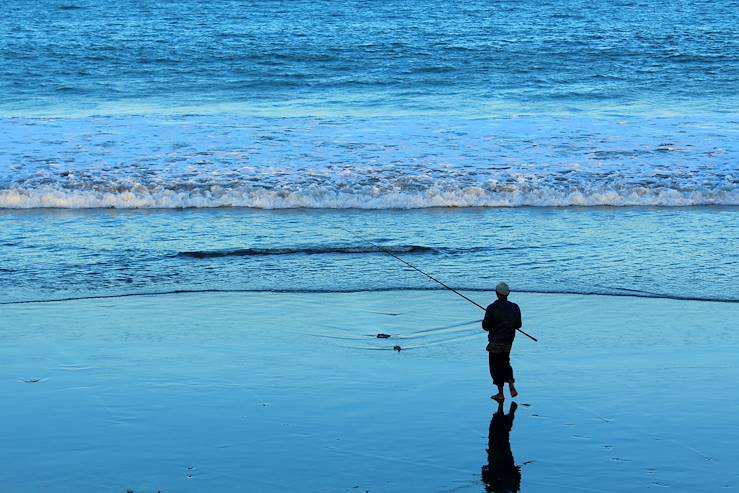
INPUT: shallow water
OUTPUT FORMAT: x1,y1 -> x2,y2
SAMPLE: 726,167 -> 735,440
1,207 -> 737,305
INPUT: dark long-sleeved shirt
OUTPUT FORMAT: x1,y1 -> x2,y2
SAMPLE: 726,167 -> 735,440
482,299 -> 522,345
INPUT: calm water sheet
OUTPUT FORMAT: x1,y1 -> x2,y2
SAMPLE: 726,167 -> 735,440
2,291 -> 738,492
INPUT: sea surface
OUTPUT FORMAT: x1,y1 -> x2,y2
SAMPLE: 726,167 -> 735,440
0,0 -> 737,305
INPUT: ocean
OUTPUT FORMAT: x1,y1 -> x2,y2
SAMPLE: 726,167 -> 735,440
1,0 -> 737,303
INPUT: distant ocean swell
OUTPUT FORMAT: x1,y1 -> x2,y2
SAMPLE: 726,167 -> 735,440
1,183 -> 736,209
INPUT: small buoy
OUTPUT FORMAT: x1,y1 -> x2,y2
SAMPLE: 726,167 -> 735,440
393,345 -> 402,352
377,333 -> 391,339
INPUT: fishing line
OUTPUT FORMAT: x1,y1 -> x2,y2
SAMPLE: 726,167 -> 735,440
339,226 -> 538,342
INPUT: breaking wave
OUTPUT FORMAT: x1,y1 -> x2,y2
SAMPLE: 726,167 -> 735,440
1,184 -> 736,209
2,114 -> 737,209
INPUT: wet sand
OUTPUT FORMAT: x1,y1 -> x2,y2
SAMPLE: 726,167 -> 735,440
1,291 -> 738,492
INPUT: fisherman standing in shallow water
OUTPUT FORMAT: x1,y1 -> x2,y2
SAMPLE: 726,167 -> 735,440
482,282 -> 522,401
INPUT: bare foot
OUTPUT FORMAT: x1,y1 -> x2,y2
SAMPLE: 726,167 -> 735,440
491,394 -> 505,402
509,383 -> 518,398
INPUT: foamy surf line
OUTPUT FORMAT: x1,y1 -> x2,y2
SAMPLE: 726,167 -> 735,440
1,186 -> 737,209
2,287 -> 737,305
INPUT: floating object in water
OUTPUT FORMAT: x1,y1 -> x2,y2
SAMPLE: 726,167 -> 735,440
393,345 -> 402,352
23,378 -> 40,383
377,333 -> 391,339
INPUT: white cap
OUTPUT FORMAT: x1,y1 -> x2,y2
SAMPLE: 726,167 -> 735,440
495,282 -> 511,296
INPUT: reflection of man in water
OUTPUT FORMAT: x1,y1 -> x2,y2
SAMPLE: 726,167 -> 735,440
482,282 -> 521,401
481,401 -> 521,493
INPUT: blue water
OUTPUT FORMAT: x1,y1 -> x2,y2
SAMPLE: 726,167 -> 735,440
3,0 -> 739,116
1,207 -> 737,304
1,0 -> 738,208
0,0 -> 737,304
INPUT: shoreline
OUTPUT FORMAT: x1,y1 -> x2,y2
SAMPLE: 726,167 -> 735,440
2,287 -> 738,307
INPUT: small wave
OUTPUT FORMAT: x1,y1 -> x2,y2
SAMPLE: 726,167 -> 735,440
1,287 -> 736,305
406,65 -> 458,74
177,245 -> 435,258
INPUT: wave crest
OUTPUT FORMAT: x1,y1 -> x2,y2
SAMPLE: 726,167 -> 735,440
177,245 -> 435,258
1,184 -> 736,209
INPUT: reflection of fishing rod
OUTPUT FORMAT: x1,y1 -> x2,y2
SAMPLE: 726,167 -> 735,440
340,227 -> 538,342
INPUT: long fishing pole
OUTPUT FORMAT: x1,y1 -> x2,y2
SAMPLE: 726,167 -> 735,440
340,227 -> 538,342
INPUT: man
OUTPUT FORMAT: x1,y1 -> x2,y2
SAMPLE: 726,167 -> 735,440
482,282 -> 521,401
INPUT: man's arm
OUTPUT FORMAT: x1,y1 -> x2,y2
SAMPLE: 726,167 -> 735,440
515,305 -> 522,330
482,305 -> 493,331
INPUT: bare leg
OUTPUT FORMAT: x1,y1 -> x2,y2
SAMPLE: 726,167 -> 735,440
508,381 -> 518,398
492,384 -> 505,401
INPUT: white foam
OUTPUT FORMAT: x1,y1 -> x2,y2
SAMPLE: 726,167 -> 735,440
1,184 -> 736,209
2,114 -> 737,209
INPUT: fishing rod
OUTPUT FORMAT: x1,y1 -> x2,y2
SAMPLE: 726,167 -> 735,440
340,227 -> 538,342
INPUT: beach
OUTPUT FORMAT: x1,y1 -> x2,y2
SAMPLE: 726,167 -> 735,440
2,0 -> 738,490
2,290 -> 737,492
